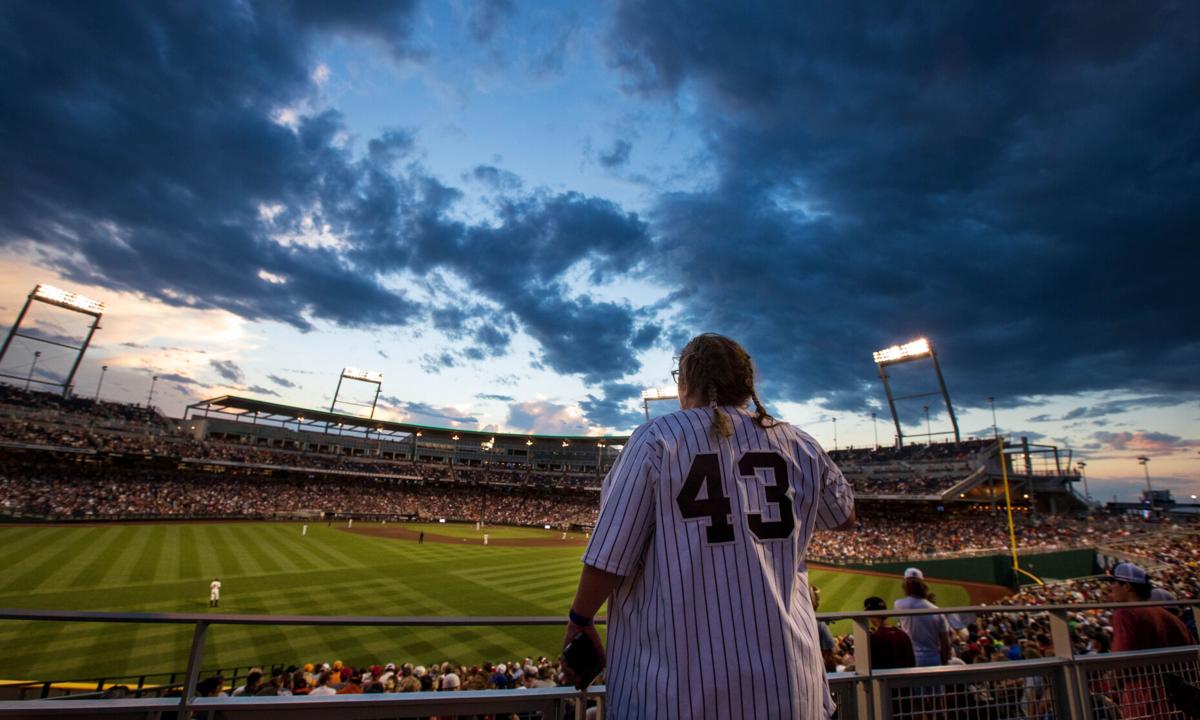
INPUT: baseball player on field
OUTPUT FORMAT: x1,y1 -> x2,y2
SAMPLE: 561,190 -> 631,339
563,333 -> 855,719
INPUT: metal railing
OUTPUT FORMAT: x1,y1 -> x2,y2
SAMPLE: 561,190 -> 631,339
0,601 -> 1196,719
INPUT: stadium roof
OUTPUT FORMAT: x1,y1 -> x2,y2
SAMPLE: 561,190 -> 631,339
186,395 -> 631,445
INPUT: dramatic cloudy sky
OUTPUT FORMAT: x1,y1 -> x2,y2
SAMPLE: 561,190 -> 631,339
1,1 -> 1196,500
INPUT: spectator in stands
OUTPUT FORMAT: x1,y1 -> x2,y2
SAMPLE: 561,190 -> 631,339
1102,563 -> 1191,651
894,568 -> 951,666
864,596 -> 916,669
194,675 -> 226,698
309,671 -> 337,696
812,585 -> 837,671
230,669 -> 262,697
290,672 -> 310,696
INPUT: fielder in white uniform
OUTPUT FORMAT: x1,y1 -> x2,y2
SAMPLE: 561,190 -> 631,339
209,578 -> 221,608
564,333 -> 855,719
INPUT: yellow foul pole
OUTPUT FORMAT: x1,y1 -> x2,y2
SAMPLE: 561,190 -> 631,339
998,436 -> 1043,585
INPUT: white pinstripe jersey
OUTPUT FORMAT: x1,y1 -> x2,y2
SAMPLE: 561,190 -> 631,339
582,406 -> 854,720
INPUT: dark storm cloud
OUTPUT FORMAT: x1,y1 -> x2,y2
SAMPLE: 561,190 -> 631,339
0,1 -> 423,332
0,1 -> 657,387
598,139 -> 633,169
209,359 -> 245,384
266,374 -> 298,389
246,384 -> 280,397
579,381 -> 645,428
352,183 -> 654,383
608,0 -> 1200,411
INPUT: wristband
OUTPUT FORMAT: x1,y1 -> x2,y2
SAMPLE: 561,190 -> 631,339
568,609 -> 593,626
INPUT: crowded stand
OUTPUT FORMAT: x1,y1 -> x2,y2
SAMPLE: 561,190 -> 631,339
830,439 -> 993,496
169,655 -> 572,699
2,383 -> 1198,703
0,462 -> 596,526
806,508 -> 1167,564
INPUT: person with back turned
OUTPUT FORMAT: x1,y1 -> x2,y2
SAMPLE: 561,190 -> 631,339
561,333 -> 856,719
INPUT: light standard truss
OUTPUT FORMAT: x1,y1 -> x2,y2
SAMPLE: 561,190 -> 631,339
330,367 -> 384,419
0,284 -> 105,397
872,337 -> 960,447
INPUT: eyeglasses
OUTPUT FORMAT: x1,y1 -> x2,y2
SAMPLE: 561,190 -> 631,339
670,356 -> 681,384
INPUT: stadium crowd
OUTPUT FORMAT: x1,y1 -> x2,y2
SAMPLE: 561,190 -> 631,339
806,509 -> 1166,563
184,655 -> 568,699
0,463 -> 597,526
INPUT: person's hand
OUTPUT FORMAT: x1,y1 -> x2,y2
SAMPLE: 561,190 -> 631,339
559,621 -> 605,690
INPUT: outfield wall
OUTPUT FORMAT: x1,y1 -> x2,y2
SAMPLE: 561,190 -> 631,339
841,548 -> 1099,588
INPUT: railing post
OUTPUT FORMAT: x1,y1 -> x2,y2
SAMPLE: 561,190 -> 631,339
178,620 -> 209,720
851,616 -> 877,720
1047,609 -> 1086,719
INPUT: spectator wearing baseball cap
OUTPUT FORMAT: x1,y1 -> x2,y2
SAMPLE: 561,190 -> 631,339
864,597 -> 916,670
893,568 -> 952,667
1101,563 -> 1191,652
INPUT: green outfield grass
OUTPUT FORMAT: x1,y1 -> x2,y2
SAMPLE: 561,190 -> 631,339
0,522 -> 968,682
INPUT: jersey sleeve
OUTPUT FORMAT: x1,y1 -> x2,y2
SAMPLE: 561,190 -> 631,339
581,422 -> 661,576
814,447 -> 854,530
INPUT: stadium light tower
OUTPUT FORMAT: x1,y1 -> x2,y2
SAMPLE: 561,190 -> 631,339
330,367 -> 384,419
0,284 -> 105,397
147,374 -> 159,408
1076,460 -> 1090,501
872,337 -> 960,448
988,396 -> 999,439
641,387 -> 677,421
95,365 -> 108,400
1137,456 -> 1153,497
24,351 -> 42,390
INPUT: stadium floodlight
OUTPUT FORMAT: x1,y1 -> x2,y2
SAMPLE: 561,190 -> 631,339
641,386 -> 679,421
562,440 -> 570,448
872,338 -> 930,365
0,284 -> 106,397
872,336 -> 959,447
342,367 -> 384,383
526,438 -> 533,446
33,284 -> 105,316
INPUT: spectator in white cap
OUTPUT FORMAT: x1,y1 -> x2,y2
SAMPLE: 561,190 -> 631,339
1101,562 -> 1191,652
893,567 -> 951,667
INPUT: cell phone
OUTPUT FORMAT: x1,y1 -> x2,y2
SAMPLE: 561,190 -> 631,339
562,631 -> 602,690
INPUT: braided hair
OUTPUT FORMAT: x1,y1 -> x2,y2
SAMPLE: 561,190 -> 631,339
677,333 -> 776,438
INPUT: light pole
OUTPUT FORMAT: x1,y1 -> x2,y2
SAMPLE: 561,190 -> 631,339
25,351 -> 42,390
871,411 -> 878,450
95,365 -> 108,400
988,396 -> 999,440
1077,461 -> 1090,501
923,405 -> 931,443
832,417 -> 838,451
1137,456 -> 1152,500
146,374 -> 159,408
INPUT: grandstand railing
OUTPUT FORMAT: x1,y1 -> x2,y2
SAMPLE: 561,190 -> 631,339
0,602 -> 1196,719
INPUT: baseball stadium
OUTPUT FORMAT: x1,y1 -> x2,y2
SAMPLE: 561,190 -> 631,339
2,2 -> 1199,717
0,284 -> 1197,718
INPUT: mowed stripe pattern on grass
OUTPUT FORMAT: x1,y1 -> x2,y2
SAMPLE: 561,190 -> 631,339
0,523 -> 969,682
0,523 -> 585,681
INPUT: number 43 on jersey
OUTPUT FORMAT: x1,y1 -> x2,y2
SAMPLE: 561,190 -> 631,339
675,451 -> 795,544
